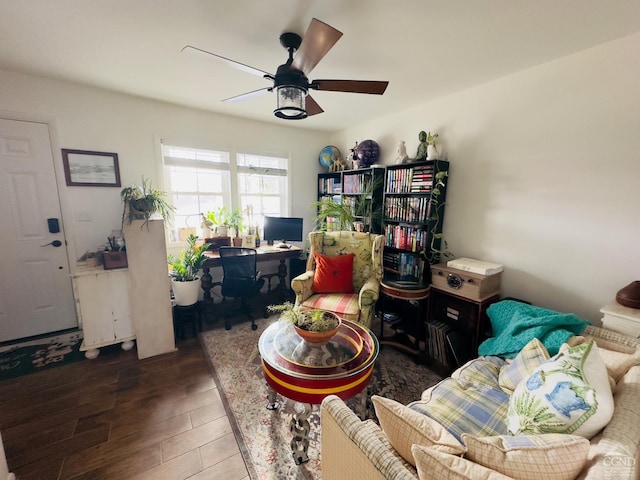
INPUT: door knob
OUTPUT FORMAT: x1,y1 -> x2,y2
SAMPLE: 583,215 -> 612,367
42,240 -> 63,247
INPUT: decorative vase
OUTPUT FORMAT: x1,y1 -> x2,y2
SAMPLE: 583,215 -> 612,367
216,225 -> 228,237
172,277 -> 200,306
427,144 -> 442,160
294,316 -> 341,346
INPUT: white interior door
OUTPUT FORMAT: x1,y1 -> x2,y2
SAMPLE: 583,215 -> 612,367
0,118 -> 76,342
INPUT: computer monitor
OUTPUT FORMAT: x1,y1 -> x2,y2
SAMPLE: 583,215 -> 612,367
263,216 -> 303,249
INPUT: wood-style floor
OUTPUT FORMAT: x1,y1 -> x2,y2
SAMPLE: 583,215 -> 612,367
0,327 -> 250,480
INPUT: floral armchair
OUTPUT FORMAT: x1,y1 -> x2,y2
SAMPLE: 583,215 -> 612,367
291,231 -> 384,328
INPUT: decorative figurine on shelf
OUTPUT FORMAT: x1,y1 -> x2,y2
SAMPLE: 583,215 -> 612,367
414,130 -> 429,162
426,131 -> 443,160
395,140 -> 409,164
348,141 -> 359,168
328,154 -> 346,172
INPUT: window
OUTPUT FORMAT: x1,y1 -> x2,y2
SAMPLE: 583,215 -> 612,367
162,144 -> 289,243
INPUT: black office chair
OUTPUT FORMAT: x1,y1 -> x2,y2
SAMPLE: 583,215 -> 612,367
219,246 -> 266,330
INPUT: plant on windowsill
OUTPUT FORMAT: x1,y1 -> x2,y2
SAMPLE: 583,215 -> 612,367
267,302 -> 341,346
120,176 -> 174,230
168,233 -> 211,306
227,208 -> 244,246
205,206 -> 230,237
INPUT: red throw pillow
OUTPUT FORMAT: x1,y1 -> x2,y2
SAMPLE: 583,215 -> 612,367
312,252 -> 355,293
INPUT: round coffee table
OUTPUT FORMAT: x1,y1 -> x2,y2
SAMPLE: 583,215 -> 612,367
258,318 -> 379,464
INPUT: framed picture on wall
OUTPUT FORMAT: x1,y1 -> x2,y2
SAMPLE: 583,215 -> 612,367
61,149 -> 121,187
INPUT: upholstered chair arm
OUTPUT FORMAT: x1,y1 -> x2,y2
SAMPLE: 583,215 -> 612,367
358,276 -> 380,307
291,271 -> 314,305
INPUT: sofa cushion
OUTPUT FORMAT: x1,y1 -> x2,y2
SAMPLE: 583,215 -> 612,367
462,433 -> 589,480
498,338 -> 550,395
411,445 -> 512,480
372,396 -> 464,467
410,356 -> 510,442
312,252 -> 355,293
507,340 -> 614,439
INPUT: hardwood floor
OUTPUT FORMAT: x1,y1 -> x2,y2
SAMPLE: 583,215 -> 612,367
0,328 -> 250,480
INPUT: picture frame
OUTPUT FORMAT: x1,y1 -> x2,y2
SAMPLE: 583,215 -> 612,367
61,149 -> 121,187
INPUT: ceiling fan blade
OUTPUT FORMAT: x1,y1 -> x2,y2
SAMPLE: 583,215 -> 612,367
222,87 -> 272,103
311,79 -> 389,95
182,45 -> 273,79
305,95 -> 324,116
291,18 -> 343,75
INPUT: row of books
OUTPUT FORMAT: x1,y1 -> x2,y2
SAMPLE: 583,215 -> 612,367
318,177 -> 342,195
342,173 -> 372,194
384,196 -> 432,223
384,225 -> 430,252
425,321 -> 470,368
383,251 -> 425,281
385,165 -> 434,193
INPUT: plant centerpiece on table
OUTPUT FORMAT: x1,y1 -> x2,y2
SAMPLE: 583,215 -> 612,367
167,233 -> 211,306
120,176 -> 174,230
268,302 -> 341,346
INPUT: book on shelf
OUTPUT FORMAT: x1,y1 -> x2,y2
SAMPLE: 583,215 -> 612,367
446,257 -> 504,275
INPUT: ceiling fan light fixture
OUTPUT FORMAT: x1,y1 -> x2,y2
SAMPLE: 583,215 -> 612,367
274,85 -> 307,120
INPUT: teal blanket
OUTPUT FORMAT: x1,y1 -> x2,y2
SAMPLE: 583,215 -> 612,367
478,300 -> 589,358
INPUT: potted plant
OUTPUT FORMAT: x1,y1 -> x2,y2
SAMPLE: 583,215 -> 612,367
268,302 -> 341,345
205,206 -> 230,237
120,176 -> 174,230
167,233 -> 211,306
227,208 -> 244,246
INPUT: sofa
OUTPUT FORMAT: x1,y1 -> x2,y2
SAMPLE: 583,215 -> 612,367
321,323 -> 640,479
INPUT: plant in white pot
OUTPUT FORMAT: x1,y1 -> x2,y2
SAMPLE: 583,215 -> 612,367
168,234 -> 211,306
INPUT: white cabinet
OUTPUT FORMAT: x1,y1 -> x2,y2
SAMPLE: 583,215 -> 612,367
71,266 -> 135,358
600,301 -> 640,337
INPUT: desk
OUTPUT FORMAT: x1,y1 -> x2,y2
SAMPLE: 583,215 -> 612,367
200,246 -> 302,305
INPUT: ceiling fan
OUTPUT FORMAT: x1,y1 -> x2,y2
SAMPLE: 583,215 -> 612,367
182,18 -> 389,120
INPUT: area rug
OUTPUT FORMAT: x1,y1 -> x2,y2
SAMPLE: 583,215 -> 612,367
0,330 -> 84,381
200,316 -> 442,480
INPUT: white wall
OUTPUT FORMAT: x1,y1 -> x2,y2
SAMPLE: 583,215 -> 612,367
0,69 -> 330,264
330,33 -> 640,323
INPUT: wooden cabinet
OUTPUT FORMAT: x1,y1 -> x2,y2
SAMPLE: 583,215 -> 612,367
428,287 -> 500,373
71,266 -> 135,359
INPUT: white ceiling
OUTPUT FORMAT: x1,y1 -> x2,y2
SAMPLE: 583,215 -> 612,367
1,1 -> 639,132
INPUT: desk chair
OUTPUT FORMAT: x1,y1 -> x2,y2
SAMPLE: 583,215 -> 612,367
219,246 -> 265,330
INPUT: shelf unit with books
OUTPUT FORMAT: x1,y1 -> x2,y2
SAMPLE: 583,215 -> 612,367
339,166 -> 384,233
382,160 -> 449,284
316,172 -> 342,231
378,160 -> 450,366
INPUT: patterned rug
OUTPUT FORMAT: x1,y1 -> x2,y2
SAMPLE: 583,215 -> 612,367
0,330 -> 84,381
200,316 -> 442,480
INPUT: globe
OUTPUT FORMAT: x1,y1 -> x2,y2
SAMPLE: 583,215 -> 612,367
356,139 -> 380,168
319,145 -> 341,170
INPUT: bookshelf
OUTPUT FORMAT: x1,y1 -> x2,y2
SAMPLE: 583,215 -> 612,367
317,167 -> 384,233
382,160 -> 449,284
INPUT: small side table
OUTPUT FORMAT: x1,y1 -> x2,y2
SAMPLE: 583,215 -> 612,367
173,303 -> 202,340
600,302 -> 640,337
377,280 -> 430,358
